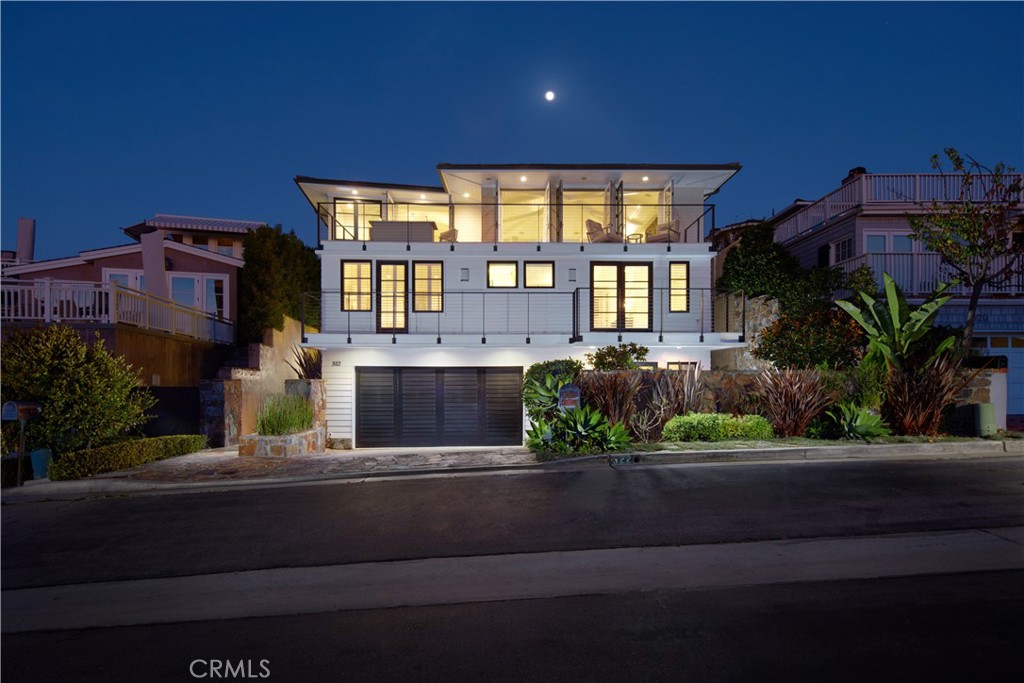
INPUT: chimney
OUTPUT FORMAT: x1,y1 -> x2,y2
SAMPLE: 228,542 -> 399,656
16,218 -> 36,263
842,167 -> 868,184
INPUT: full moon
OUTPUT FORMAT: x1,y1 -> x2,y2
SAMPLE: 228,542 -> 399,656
545,91 -> 555,101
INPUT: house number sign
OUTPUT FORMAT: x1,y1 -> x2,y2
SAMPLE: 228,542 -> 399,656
557,384 -> 581,411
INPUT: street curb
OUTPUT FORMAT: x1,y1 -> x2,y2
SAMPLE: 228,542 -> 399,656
1,440 -> 1020,503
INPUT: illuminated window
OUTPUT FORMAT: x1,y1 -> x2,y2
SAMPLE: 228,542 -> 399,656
377,262 -> 407,331
667,361 -> 699,372
413,262 -> 443,312
562,190 -> 606,242
524,262 -> 554,288
500,190 -> 547,242
591,262 -> 651,331
670,262 -> 690,312
334,199 -> 382,241
341,261 -> 371,311
623,190 -> 661,242
487,262 -> 518,288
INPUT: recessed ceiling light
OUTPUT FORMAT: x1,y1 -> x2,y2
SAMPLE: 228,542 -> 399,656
420,194 -> 427,199
462,192 -> 471,198
520,176 -> 528,182
351,189 -> 358,195
642,176 -> 649,182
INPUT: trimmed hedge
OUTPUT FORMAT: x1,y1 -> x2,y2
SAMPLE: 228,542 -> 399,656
662,413 -> 774,442
48,435 -> 207,481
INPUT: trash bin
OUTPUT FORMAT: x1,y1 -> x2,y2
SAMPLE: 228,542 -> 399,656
29,448 -> 52,480
974,403 -> 996,438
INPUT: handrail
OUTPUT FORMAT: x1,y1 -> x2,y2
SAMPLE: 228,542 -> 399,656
775,173 -> 1024,244
315,200 -> 716,245
0,280 -> 234,344
302,287 -> 743,342
833,253 -> 1024,297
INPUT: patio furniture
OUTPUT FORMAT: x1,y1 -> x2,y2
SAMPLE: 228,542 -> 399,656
586,219 -> 624,243
645,219 -> 679,243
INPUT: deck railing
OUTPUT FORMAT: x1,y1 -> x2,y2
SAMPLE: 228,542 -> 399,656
302,287 -> 743,344
1,280 -> 234,344
775,173 -> 1024,244
316,201 -> 715,246
833,253 -> 1023,297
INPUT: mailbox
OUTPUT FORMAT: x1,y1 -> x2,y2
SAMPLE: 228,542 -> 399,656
2,401 -> 42,422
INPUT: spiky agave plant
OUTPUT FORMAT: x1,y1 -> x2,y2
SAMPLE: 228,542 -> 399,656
286,346 -> 322,380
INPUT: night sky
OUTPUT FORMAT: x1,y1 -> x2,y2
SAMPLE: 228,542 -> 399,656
2,1 -> 1022,261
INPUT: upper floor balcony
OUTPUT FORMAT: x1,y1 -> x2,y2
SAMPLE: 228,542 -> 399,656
312,199 -> 715,248
775,172 -> 1024,244
833,252 -> 1024,298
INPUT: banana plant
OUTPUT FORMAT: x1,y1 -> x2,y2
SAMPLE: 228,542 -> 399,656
836,273 -> 957,372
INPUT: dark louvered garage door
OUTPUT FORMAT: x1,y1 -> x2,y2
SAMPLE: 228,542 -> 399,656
356,367 -> 523,447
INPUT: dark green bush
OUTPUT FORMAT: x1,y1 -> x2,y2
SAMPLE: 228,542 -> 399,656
523,358 -> 584,395
1,325 -> 156,455
662,413 -> 774,442
753,310 -> 866,370
585,343 -> 649,370
48,435 -> 207,481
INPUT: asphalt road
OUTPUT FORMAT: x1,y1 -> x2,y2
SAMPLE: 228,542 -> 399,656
2,456 -> 1023,682
3,457 -> 1023,588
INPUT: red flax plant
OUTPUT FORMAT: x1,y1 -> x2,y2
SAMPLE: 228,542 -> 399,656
882,354 -> 972,436
755,367 -> 833,437
577,371 -> 644,428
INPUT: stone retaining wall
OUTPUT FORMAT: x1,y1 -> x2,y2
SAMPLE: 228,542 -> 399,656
238,426 -> 326,457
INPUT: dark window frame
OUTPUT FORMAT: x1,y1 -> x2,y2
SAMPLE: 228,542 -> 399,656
669,261 -> 690,312
340,259 -> 373,312
589,261 -> 653,332
376,260 -> 408,333
487,261 -> 519,288
524,261 -> 556,289
412,261 -> 444,313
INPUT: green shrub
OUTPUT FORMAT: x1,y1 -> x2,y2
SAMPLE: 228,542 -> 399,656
523,358 -> 583,395
585,343 -> 649,370
0,325 -> 156,455
257,395 -> 313,436
753,310 -> 866,370
526,405 -> 632,460
661,413 -> 773,442
48,435 -> 207,481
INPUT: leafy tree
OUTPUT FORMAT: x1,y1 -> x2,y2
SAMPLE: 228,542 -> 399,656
0,325 -> 155,455
585,342 -> 649,370
753,309 -> 866,370
238,224 -> 321,343
906,148 -> 1023,348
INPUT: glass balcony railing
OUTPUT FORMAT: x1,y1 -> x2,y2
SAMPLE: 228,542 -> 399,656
315,201 -> 715,245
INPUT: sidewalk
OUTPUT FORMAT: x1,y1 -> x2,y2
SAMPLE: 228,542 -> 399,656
2,439 -> 1020,502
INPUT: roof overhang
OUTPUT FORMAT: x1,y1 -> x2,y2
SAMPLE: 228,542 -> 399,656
294,176 -> 449,212
436,163 -> 742,200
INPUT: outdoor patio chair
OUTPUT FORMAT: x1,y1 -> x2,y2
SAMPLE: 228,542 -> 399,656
586,219 -> 624,243
645,219 -> 680,243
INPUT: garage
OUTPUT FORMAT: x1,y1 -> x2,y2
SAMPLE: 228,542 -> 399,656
355,367 -> 523,447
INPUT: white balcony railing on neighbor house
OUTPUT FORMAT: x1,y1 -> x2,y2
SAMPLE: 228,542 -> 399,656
316,201 -> 716,245
1,280 -> 234,344
303,288 -> 745,344
775,173 -> 1024,244
834,253 -> 1024,297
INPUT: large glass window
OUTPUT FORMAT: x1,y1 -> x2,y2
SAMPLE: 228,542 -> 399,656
170,276 -> 198,309
389,203 -> 450,240
413,262 -> 443,312
524,262 -> 554,288
500,190 -> 547,243
562,190 -> 606,242
669,262 -> 690,312
591,263 -> 651,331
487,262 -> 518,288
377,262 -> 407,332
205,277 -> 226,318
334,200 -> 382,241
341,261 -> 372,311
623,190 -> 661,242
865,234 -> 887,253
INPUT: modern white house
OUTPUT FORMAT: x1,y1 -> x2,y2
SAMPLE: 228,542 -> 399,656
296,162 -> 747,447
771,168 -> 1024,427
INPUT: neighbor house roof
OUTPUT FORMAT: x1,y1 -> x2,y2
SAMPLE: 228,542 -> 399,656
123,214 -> 266,240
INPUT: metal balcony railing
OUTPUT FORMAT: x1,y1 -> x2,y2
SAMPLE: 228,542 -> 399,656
1,280 -> 235,344
302,287 -> 745,345
833,253 -> 1024,297
315,201 -> 715,246
775,173 -> 1024,244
